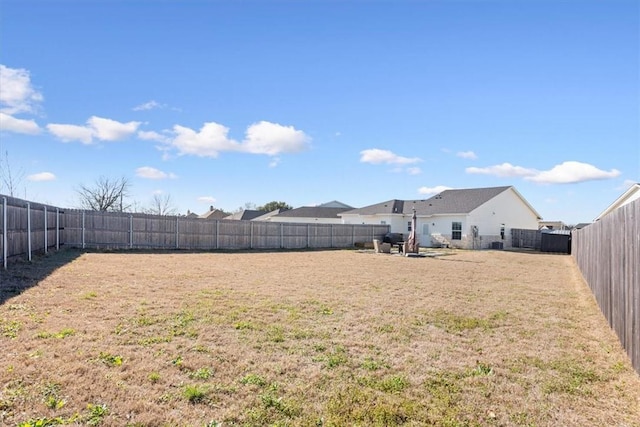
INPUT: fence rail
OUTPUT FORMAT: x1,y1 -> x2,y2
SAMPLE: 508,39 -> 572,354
1,195 -> 389,266
572,199 -> 639,375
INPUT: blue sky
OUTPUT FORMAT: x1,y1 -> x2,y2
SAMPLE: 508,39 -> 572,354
0,0 -> 638,224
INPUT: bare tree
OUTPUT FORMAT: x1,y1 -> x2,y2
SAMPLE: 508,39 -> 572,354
76,176 -> 130,211
0,150 -> 26,197
146,193 -> 178,216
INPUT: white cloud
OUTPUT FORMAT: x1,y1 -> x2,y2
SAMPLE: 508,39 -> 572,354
466,162 -> 538,178
47,116 -> 141,144
164,121 -> 310,158
171,122 -> 239,157
0,65 -> 43,115
133,100 -> 164,111
456,151 -> 477,160
407,167 -> 422,175
418,185 -> 453,195
135,166 -> 177,180
27,172 -> 56,182
88,116 -> 141,141
241,121 -> 310,155
360,148 -> 421,165
198,196 -> 216,203
525,161 -> 621,184
0,112 -> 40,134
46,123 -> 94,144
138,130 -> 170,143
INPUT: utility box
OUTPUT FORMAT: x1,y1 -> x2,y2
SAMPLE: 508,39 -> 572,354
491,241 -> 504,250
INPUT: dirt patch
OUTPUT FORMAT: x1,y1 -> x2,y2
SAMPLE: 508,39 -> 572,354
1,249 -> 639,426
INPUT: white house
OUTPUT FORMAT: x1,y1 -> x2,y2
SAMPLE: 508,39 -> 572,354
593,183 -> 640,221
339,186 -> 541,249
258,201 -> 354,224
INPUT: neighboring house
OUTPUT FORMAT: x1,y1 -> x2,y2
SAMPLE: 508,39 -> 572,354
593,183 -> 640,221
225,209 -> 268,221
251,209 -> 285,222
339,186 -> 541,249
539,220 -> 569,230
198,206 -> 228,220
261,202 -> 354,224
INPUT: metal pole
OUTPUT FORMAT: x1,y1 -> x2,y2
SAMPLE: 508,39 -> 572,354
176,216 -> 179,249
44,206 -> 48,254
2,197 -> 7,269
129,215 -> 133,248
82,211 -> 85,249
56,208 -> 59,250
27,202 -> 32,261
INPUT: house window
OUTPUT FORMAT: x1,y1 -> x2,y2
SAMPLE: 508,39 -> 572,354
407,221 -> 412,232
452,222 -> 462,240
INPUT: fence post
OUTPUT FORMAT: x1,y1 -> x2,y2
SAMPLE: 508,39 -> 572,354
2,197 -> 6,269
250,222 -> 254,249
27,202 -> 32,261
176,217 -> 179,249
44,206 -> 48,254
216,220 -> 219,249
307,224 -> 310,248
56,208 -> 60,251
330,224 -> 334,248
280,223 -> 284,249
129,215 -> 133,248
82,211 -> 85,249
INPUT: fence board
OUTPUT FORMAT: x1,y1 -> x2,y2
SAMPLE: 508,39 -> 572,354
572,198 -> 639,374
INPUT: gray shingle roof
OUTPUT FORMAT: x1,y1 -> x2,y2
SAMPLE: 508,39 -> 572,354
274,206 -> 351,219
225,210 -> 268,220
342,186 -> 513,216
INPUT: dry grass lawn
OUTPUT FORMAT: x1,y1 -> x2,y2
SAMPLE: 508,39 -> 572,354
1,249 -> 639,426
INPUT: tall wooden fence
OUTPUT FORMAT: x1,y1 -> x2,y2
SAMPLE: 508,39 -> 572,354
1,195 -> 390,267
572,199 -> 639,374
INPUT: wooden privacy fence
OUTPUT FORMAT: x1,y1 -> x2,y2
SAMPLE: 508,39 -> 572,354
572,199 -> 639,375
1,195 -> 390,267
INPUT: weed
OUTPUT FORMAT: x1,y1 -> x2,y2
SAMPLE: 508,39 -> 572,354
82,291 -> 98,299
543,359 -> 601,395
376,323 -> 395,333
86,403 -> 109,425
326,384 -> 415,424
267,325 -> 285,343
240,373 -> 267,387
378,375 -> 410,393
171,355 -> 183,367
183,384 -> 208,404
319,306 -> 333,315
432,311 -> 489,333
17,417 -> 65,427
472,362 -> 493,376
1,318 -> 21,338
361,357 -> 389,371
42,382 -> 65,409
189,367 -> 213,380
325,346 -> 348,368
148,372 -> 161,383
36,328 -> 76,339
234,320 -> 255,330
98,352 -> 123,367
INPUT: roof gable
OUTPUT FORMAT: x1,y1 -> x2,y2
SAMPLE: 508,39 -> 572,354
342,186 -> 527,217
594,183 -> 640,221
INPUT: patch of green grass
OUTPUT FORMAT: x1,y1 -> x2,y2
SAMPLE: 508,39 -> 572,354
42,382 -> 65,410
432,311 -> 489,333
241,373 -> 267,387
471,362 -> 493,376
183,384 -> 208,404
361,357 -> 389,371
326,384 -> 416,425
189,367 -> 213,380
86,403 -> 109,426
36,328 -> 76,339
267,325 -> 285,343
138,335 -> 172,346
148,372 -> 161,383
82,291 -> 98,299
98,352 -> 123,367
325,345 -> 349,368
1,318 -> 22,338
543,359 -> 601,395
234,320 -> 255,330
17,417 -> 65,427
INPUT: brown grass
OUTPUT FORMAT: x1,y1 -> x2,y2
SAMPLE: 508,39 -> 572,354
1,249 -> 639,426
